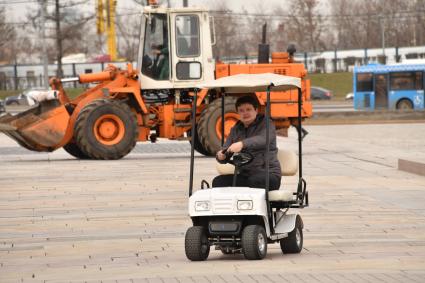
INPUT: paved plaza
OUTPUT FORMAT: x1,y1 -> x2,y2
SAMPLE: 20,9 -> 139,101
0,123 -> 425,282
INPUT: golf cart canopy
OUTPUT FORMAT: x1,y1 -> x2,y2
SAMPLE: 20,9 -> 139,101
197,73 -> 301,93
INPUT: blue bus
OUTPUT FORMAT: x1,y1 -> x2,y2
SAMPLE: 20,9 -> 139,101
353,63 -> 425,110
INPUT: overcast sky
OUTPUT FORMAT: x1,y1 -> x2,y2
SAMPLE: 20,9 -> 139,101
5,0 -> 292,22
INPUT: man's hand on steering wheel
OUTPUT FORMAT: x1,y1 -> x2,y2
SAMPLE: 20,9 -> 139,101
216,150 -> 227,161
217,144 -> 253,167
216,141 -> 243,161
227,141 -> 243,153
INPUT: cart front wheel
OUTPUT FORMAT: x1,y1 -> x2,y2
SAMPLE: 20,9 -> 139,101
185,226 -> 210,261
242,225 -> 267,260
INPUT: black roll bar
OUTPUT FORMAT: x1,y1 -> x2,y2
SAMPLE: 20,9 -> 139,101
296,87 -> 307,205
297,88 -> 303,181
221,90 -> 225,147
189,89 -> 198,197
265,85 -> 273,234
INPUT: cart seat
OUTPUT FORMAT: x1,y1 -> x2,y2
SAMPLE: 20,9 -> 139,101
268,189 -> 294,202
216,149 -> 298,202
269,149 -> 298,202
277,149 -> 298,176
216,149 -> 298,176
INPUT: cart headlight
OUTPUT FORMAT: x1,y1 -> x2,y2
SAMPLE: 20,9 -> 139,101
195,201 -> 210,211
237,200 -> 253,210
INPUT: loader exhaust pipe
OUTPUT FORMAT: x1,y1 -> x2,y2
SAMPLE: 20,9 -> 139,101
258,22 -> 269,64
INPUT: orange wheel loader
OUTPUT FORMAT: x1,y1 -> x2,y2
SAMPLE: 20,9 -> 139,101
0,5 -> 312,160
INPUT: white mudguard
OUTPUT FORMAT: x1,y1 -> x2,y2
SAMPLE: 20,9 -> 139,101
274,214 -> 298,234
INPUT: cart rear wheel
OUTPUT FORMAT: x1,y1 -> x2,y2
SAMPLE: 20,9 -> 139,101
280,216 -> 303,254
242,225 -> 267,260
75,99 -> 138,160
185,226 -> 210,261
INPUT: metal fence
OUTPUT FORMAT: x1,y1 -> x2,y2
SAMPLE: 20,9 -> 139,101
1,46 -> 424,91
0,62 -> 133,91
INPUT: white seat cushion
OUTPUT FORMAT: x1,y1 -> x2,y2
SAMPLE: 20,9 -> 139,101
278,149 -> 298,176
216,163 -> 235,175
268,190 -> 294,202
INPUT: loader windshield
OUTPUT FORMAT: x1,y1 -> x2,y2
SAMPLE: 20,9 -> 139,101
142,13 -> 169,80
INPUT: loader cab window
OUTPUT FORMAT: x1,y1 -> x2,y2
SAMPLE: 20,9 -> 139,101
175,15 -> 200,57
142,14 -> 169,80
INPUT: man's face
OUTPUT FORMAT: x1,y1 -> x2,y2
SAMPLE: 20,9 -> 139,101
237,103 -> 258,126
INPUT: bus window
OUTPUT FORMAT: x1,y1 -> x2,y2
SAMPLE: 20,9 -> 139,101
356,73 -> 373,92
415,72 -> 423,90
390,72 -> 423,90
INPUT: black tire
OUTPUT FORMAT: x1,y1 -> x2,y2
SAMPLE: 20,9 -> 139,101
187,129 -> 212,156
197,96 -> 238,155
75,99 -> 139,160
280,216 -> 303,254
185,226 -> 210,261
396,99 -> 413,110
63,142 -> 89,159
241,225 -> 267,260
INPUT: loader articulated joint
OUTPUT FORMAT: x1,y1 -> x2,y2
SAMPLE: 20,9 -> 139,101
49,77 -> 60,88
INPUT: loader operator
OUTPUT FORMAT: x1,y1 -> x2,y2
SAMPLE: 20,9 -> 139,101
213,95 -> 281,190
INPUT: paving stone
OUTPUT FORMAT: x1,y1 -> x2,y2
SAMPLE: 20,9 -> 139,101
0,124 -> 424,282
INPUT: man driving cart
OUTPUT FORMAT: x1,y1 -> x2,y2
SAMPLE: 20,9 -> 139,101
213,95 -> 281,191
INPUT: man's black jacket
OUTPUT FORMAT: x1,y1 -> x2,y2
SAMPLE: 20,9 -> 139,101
220,114 -> 281,177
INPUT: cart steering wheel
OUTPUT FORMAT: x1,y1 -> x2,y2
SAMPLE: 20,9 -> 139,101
221,149 -> 254,168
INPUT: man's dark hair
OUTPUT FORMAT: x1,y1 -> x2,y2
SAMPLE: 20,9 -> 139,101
235,95 -> 259,110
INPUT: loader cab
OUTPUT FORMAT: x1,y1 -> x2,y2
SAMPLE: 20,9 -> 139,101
138,7 -> 215,90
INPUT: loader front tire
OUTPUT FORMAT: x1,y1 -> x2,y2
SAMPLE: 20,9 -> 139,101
75,99 -> 139,160
63,142 -> 89,159
197,96 -> 238,155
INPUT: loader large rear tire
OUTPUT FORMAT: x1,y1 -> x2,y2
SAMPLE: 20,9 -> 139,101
63,142 -> 89,159
75,99 -> 139,160
187,129 -> 211,156
197,96 -> 238,155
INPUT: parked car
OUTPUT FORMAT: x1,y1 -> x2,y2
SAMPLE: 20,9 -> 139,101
4,92 -> 36,106
0,100 -> 5,114
4,88 -> 48,107
310,86 -> 332,100
345,92 -> 354,100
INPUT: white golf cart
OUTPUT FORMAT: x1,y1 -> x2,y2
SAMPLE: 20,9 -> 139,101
185,73 -> 309,260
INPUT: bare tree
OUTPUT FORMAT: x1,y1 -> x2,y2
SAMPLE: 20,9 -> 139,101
115,13 -> 141,61
209,1 -> 244,60
0,7 -> 16,62
25,0 -> 93,76
286,0 -> 325,52
416,0 -> 425,46
331,0 -> 425,50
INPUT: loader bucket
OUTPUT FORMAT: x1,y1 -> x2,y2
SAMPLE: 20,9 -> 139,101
0,100 -> 70,152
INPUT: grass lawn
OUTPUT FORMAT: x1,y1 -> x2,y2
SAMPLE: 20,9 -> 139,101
0,88 -> 86,100
0,90 -> 20,100
1,72 -> 353,101
308,72 -> 353,100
